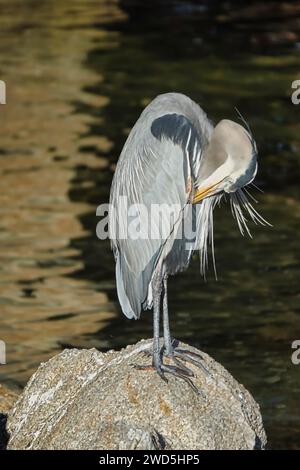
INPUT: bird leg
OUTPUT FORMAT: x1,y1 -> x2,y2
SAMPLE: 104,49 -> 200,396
162,278 -> 211,378
161,278 -> 194,377
133,279 -> 167,379
162,277 -> 172,356
170,348 -> 211,377
133,274 -> 198,391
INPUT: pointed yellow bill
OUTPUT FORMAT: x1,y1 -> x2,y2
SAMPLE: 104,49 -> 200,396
192,181 -> 221,204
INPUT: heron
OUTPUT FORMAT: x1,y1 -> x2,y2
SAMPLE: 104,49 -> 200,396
109,92 -> 269,390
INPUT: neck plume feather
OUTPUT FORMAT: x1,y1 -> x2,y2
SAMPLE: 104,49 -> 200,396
195,186 -> 270,279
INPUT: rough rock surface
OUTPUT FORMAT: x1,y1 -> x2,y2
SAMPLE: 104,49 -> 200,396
0,384 -> 18,450
0,385 -> 18,415
7,339 -> 267,450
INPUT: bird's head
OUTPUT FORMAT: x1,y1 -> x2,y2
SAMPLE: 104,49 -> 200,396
192,116 -> 270,277
193,119 -> 257,203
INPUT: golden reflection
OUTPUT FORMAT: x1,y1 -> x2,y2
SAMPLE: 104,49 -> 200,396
0,0 -> 126,385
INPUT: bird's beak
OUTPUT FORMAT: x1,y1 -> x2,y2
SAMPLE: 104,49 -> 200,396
192,181 -> 222,204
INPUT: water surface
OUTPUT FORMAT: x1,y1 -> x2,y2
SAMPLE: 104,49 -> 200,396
0,0 -> 299,449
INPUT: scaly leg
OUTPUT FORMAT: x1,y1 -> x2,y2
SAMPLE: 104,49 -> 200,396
162,277 -> 194,377
162,278 -> 210,378
133,274 -> 198,390
162,277 -> 172,355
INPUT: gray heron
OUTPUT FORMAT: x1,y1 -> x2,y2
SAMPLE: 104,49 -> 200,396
109,92 -> 269,390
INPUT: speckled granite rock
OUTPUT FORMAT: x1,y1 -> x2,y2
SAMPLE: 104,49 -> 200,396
0,384 -> 18,450
0,385 -> 18,416
7,339 -> 267,450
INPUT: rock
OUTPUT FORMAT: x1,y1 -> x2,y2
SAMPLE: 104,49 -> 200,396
7,339 -> 267,450
0,384 -> 18,450
0,384 -> 18,415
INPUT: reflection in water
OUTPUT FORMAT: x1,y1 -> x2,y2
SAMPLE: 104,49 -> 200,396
0,0 -> 299,449
0,1 -> 126,385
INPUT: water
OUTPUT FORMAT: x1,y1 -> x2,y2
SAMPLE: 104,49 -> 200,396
0,0 -> 299,449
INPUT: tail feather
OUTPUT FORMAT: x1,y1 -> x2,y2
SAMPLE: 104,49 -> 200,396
116,255 -> 143,319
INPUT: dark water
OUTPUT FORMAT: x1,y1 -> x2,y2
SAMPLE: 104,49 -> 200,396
0,0 -> 299,449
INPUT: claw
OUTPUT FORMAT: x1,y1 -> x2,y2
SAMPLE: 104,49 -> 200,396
162,361 -> 193,378
173,348 -> 211,378
156,365 -> 168,383
163,352 -> 194,377
131,363 -> 153,371
130,362 -> 169,382
160,364 -> 204,396
175,348 -> 204,361
131,360 -> 202,395
131,343 -> 208,396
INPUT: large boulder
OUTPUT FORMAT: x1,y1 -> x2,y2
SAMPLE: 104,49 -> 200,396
7,339 -> 266,450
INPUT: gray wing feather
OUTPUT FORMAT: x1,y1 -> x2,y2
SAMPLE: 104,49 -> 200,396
109,94 -> 209,319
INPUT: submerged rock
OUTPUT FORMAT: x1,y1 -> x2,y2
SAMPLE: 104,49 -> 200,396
7,340 -> 266,450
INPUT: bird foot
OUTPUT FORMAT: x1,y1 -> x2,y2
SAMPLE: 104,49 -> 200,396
162,351 -> 194,377
133,348 -> 193,376
131,350 -> 203,396
170,347 -> 211,378
159,363 -> 202,395
131,363 -> 167,380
